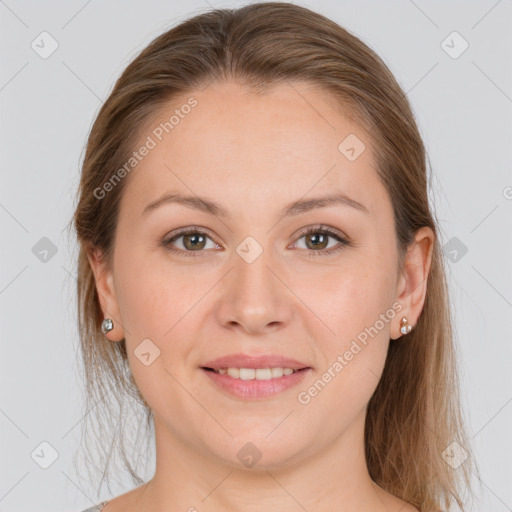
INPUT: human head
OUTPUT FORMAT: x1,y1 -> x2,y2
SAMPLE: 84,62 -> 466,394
72,3 -> 475,509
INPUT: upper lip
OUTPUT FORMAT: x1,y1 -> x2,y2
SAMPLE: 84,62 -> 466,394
201,353 -> 311,370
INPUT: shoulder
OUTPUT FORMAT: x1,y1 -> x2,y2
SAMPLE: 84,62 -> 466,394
372,483 -> 420,512
80,501 -> 109,512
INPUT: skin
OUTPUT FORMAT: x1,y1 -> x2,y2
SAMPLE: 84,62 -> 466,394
88,79 -> 433,512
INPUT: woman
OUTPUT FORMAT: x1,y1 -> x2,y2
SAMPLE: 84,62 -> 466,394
73,2 -> 477,511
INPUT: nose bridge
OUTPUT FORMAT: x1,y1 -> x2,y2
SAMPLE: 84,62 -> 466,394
233,236 -> 280,305
217,235 -> 292,332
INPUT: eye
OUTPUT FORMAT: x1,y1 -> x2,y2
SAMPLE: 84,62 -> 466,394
162,227 -> 220,257
292,224 -> 350,257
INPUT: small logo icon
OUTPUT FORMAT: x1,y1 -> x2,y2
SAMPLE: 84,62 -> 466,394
441,441 -> 468,469
236,236 -> 263,264
338,134 -> 366,161
237,442 -> 262,468
31,441 -> 59,469
31,31 -> 59,59
443,237 -> 468,263
32,237 -> 58,263
441,31 -> 469,59
134,338 -> 161,366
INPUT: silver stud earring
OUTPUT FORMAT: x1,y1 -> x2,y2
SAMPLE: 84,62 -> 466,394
101,318 -> 114,334
400,317 -> 412,335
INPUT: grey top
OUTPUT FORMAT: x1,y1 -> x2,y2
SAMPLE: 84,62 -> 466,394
81,500 -> 109,512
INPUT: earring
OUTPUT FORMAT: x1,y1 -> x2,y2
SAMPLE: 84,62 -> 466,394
101,318 -> 114,334
400,317 -> 412,335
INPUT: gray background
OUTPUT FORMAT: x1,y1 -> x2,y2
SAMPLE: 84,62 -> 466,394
1,1 -> 511,511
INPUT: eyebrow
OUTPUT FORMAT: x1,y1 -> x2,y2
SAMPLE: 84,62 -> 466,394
141,191 -> 370,219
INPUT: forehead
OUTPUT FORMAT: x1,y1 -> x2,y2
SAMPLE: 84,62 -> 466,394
118,80 -> 386,220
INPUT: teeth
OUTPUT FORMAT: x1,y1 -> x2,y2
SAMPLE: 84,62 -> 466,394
216,367 -> 298,379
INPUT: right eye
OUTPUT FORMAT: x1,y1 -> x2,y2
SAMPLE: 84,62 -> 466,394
162,228 -> 221,257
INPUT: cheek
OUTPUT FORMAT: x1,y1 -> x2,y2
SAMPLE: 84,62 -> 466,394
114,255 -> 198,415
295,255 -> 394,398
289,259 -> 393,343
296,269 -> 392,427
114,247 -> 201,337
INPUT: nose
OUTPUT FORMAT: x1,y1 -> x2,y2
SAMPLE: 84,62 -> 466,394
214,244 -> 294,335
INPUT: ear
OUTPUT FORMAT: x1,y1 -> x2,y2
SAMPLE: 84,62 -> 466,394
391,226 -> 435,340
86,245 -> 125,342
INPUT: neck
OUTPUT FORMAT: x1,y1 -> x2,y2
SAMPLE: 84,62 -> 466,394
138,408 -> 391,512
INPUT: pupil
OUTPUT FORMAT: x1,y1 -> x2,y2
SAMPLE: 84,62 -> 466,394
185,234 -> 205,250
307,233 -> 327,250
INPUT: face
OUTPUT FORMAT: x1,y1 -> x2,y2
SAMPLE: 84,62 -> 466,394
92,80 -> 417,469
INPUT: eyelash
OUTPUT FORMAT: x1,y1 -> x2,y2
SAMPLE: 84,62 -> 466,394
161,224 -> 350,258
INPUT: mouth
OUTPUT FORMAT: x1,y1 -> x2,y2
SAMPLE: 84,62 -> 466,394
200,366 -> 312,399
201,367 -> 309,379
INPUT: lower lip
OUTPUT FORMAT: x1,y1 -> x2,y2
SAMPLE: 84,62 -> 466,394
201,368 -> 311,399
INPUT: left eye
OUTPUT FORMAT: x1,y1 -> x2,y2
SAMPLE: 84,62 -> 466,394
294,229 -> 345,252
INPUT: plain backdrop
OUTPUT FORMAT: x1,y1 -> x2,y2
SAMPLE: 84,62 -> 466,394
0,1 -> 511,511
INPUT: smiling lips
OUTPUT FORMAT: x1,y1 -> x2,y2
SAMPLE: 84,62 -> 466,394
200,353 -> 312,399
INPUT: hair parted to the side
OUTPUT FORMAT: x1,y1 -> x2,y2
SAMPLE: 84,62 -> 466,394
70,2 -> 479,509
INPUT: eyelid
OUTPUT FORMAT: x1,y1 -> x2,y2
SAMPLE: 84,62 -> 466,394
165,225 -> 218,240
293,224 -> 349,243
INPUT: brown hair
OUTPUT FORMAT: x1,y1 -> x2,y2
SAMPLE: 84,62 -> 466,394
70,2 -> 479,509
